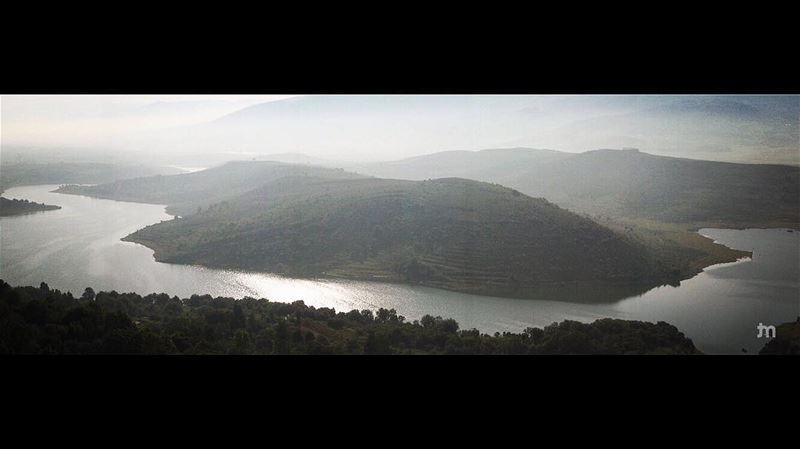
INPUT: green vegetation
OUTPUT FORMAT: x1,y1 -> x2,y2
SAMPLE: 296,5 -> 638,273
0,197 -> 60,217
0,280 -> 701,354
358,148 -> 800,229
124,176 -> 701,299
58,161 -> 750,300
56,161 -> 363,216
759,318 -> 800,355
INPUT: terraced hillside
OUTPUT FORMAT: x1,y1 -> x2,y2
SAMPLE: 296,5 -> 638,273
123,175 -> 718,299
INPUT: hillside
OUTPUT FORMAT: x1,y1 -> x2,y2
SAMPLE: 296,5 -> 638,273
122,175 -> 742,299
0,197 -> 60,217
56,161 -> 364,216
0,280 -> 702,355
758,318 -> 800,355
351,147 -> 571,182
356,148 -> 800,228
0,162 -> 180,193
0,162 -> 176,217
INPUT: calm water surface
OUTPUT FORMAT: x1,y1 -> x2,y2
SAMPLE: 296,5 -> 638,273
1,185 -> 797,354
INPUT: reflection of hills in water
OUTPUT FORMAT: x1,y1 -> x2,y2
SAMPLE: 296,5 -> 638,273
700,228 -> 800,282
2,185 -> 798,353
500,281 -> 658,304
59,162 -> 685,300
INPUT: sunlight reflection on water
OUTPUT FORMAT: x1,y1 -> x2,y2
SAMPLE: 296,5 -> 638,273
1,185 -> 797,354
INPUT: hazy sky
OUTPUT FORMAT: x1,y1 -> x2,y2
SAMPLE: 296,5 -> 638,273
1,95 -> 295,143
2,95 -> 797,166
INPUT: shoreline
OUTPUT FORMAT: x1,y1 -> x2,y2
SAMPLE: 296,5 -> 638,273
18,184 -> 789,303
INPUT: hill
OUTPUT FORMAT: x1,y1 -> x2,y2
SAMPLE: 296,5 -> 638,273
350,147 -> 571,181
0,162 -> 177,217
0,162 -> 181,193
0,197 -> 60,217
356,148 -> 800,228
56,161 -> 364,216
759,318 -> 800,355
122,174 -> 742,299
0,280 -> 701,355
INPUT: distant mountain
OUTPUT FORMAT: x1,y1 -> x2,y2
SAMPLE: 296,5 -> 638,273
0,162 -> 181,194
122,95 -> 797,165
645,97 -> 761,117
358,148 -> 800,228
643,96 -> 798,120
56,161 -> 364,216
213,95 -> 533,123
547,96 -> 799,164
255,152 -> 342,166
351,148 -> 571,181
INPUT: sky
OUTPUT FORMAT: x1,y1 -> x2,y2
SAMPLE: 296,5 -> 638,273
2,95 -> 797,166
1,95 -> 294,143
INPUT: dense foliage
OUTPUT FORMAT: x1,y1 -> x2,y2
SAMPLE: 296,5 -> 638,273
0,280 -> 701,355
0,197 -> 60,216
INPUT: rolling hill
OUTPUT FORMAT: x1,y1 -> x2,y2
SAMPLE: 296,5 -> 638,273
0,162 -> 181,193
120,173 -> 743,299
355,148 -> 800,228
0,162 -> 181,217
56,161 -> 364,216
57,160 -> 750,299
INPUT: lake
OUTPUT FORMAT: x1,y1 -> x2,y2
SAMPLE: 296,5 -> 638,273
1,184 -> 797,354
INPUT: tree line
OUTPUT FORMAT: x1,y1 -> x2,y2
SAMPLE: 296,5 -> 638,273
0,279 -> 718,355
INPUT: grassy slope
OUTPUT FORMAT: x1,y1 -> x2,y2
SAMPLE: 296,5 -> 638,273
124,175 -> 718,300
358,148 -> 800,229
56,161 -> 364,216
56,159 -> 755,300
358,148 -> 793,273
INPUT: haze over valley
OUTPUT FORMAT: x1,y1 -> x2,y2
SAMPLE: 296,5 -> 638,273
4,95 -> 798,166
1,94 -> 798,354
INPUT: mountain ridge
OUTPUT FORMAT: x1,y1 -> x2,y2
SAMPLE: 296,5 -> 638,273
356,147 -> 800,228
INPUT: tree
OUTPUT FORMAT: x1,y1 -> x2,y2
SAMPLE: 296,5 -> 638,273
82,287 -> 95,301
376,308 -> 398,324
232,303 -> 246,329
439,318 -> 459,334
420,314 -> 436,329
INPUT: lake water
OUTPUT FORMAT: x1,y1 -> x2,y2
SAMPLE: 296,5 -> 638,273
1,184 -> 798,354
